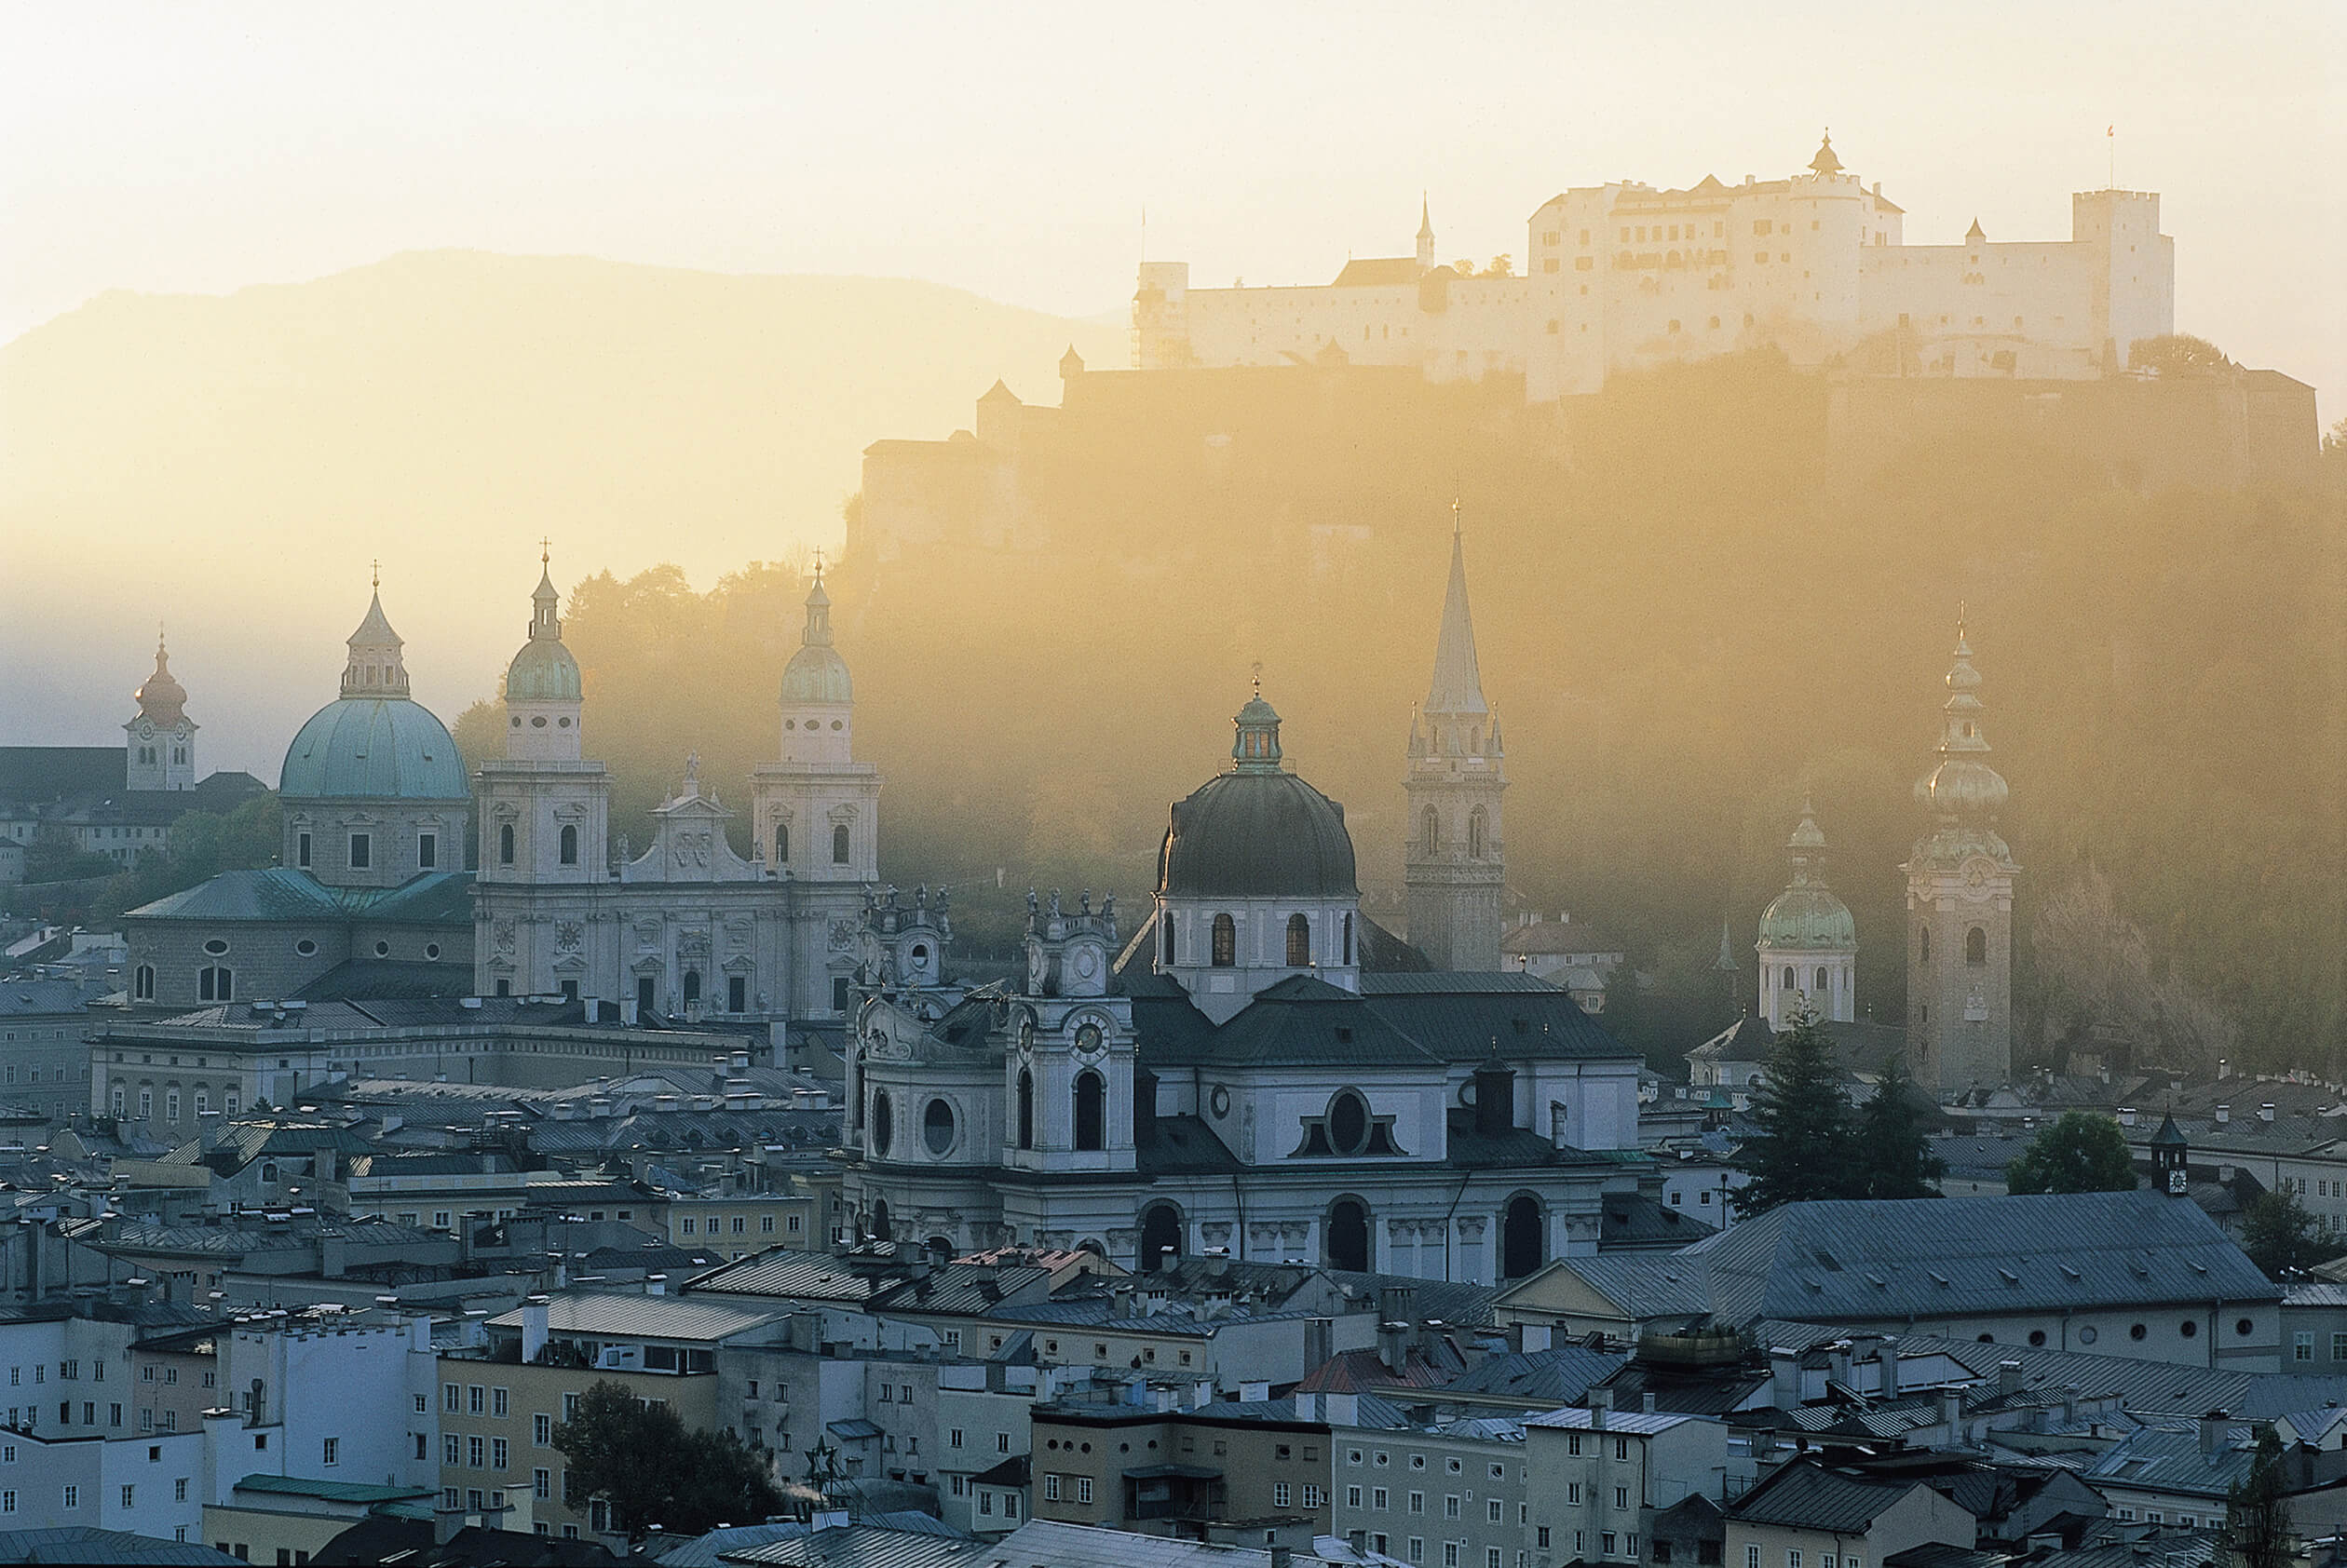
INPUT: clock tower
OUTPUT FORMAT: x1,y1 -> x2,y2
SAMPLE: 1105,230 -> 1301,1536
2151,1112 -> 2190,1196
125,632 -> 197,791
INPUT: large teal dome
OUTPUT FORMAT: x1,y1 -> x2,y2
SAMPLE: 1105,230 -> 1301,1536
1757,885 -> 1857,950
506,639 -> 582,704
280,697 -> 468,801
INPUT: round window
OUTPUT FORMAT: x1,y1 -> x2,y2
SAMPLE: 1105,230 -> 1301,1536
2078,1325 -> 2098,1345
558,716 -> 571,727
923,1098 -> 956,1155
2236,1317 -> 2256,1336
203,939 -> 229,956
425,943 -> 441,960
1329,1090 -> 1370,1155
785,720 -> 795,730
2028,1330 -> 2046,1347
2128,1322 -> 2148,1341
912,944 -> 929,963
1209,1085 -> 1231,1119
2180,1319 -> 2198,1338
294,939 -> 318,958
831,720 -> 844,730
509,716 -> 522,728
871,1092 -> 893,1156
531,715 -> 549,728
373,940 -> 391,958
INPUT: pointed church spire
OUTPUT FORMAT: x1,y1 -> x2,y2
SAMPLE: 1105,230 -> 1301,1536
529,539 -> 562,641
1418,193 -> 1435,241
1715,916 -> 1739,972
1425,516 -> 1489,717
802,552 -> 834,647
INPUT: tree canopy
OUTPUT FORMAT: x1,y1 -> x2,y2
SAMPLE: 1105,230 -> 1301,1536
553,1379 -> 783,1539
2005,1112 -> 2141,1195
1736,1016 -> 1857,1210
2240,1190 -> 2346,1280
1850,1062 -> 1947,1199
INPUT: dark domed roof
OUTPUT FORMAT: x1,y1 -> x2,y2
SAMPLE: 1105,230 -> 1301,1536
1158,770 -> 1358,899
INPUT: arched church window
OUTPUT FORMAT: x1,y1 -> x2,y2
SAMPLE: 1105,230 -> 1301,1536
1074,1071 -> 1106,1152
1782,966 -> 1795,990
1139,1203 -> 1183,1272
1285,914 -> 1310,967
871,1092 -> 893,1157
133,966 -> 155,1001
1016,1069 -> 1034,1151
870,1198 -> 891,1241
1469,808 -> 1488,859
1967,926 -> 1987,966
498,824 -> 515,865
774,824 -> 789,863
1815,967 -> 1828,993
198,966 -> 233,1003
1162,917 -> 1176,967
1919,926 -> 1932,963
1420,807 -> 1439,858
1501,1193 -> 1544,1280
1343,913 -> 1354,966
1326,1197 -> 1372,1273
1211,914 -> 1236,968
832,824 -> 850,865
683,970 -> 701,1007
559,825 -> 577,865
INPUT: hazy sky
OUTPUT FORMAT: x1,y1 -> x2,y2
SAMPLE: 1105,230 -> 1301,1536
6,1 -> 2342,417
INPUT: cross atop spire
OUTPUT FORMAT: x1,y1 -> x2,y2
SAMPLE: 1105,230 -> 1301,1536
370,558 -> 381,589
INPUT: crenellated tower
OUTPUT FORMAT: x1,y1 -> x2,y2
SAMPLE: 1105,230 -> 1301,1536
1404,518 -> 1507,969
1904,617 -> 2020,1097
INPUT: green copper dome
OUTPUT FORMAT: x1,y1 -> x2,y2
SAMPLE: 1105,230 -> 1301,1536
280,697 -> 468,802
781,642 -> 852,704
1757,885 -> 1857,950
506,638 -> 582,703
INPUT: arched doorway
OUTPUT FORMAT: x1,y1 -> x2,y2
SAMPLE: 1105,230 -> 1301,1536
870,1198 -> 891,1241
1139,1203 -> 1183,1272
1501,1194 -> 1544,1280
1074,1071 -> 1106,1152
1326,1197 -> 1372,1273
1015,1068 -> 1034,1150
926,1236 -> 955,1264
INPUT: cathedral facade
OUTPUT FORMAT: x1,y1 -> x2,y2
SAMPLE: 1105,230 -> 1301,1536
472,561 -> 880,1021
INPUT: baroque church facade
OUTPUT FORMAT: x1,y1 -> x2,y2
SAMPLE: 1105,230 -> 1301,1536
473,559 -> 879,1019
839,545 -> 1655,1284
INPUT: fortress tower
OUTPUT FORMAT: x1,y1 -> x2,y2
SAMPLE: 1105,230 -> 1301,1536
1404,520 -> 1506,970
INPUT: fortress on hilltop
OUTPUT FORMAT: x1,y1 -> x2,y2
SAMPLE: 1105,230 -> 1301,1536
1133,134 -> 2176,399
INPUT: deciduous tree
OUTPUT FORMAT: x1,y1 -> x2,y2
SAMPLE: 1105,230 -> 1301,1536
555,1379 -> 783,1539
2241,1191 -> 2344,1280
2005,1112 -> 2140,1195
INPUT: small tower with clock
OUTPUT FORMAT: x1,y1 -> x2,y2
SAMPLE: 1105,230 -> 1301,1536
125,633 -> 197,792
2151,1112 -> 2191,1196
1004,888 -> 1138,1178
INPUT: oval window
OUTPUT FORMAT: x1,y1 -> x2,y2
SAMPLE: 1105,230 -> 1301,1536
509,716 -> 522,728
1330,1090 -> 1369,1156
425,943 -> 441,960
2236,1317 -> 2256,1336
831,720 -> 844,730
1209,1085 -> 1231,1119
2180,1319 -> 2198,1338
558,716 -> 571,727
924,1098 -> 956,1155
531,715 -> 549,728
2078,1325 -> 2098,1345
2128,1322 -> 2148,1341
870,1092 -> 893,1156
294,939 -> 318,958
373,940 -> 391,958
203,939 -> 229,956
785,720 -> 795,730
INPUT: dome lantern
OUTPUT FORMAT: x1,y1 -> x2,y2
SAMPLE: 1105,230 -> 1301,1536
1231,677 -> 1283,773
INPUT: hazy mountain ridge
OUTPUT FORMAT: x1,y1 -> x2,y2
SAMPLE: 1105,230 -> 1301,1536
0,250 -> 1124,774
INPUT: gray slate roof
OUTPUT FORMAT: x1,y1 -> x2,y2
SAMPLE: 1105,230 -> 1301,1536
1679,1191 -> 2276,1326
1730,1460 -> 1936,1532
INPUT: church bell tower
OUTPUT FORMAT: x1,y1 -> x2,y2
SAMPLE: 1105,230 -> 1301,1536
1904,617 -> 2019,1098
1404,516 -> 1506,970
126,632 -> 197,791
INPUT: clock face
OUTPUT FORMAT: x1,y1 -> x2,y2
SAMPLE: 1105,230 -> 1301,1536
2167,1168 -> 2189,1194
175,723 -> 190,740
1075,1022 -> 1104,1054
136,720 -> 154,740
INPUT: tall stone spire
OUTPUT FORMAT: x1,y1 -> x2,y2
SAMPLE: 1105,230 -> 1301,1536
1404,513 -> 1506,970
1417,194 -> 1436,272
1904,614 -> 2020,1098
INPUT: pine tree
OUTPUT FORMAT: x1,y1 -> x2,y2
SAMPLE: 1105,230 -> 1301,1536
1736,1012 -> 1856,1211
1851,1061 -> 1947,1199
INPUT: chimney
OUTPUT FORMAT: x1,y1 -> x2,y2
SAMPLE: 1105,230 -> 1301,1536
1939,1386 -> 1963,1432
1999,1360 -> 2024,1398
1473,1058 -> 1515,1137
522,1297 -> 550,1364
2118,1108 -> 2137,1128
1643,1392 -> 1659,1414
1271,1548 -> 1293,1568
1877,1345 -> 1901,1399
2201,1411 -> 2230,1453
1324,1392 -> 1360,1427
1378,1319 -> 1410,1373
1589,1386 -> 1612,1428
2216,1105 -> 2230,1125
1769,1347 -> 1800,1411
1829,1342 -> 1854,1388
2260,1104 -> 2277,1123
435,1505 -> 468,1545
